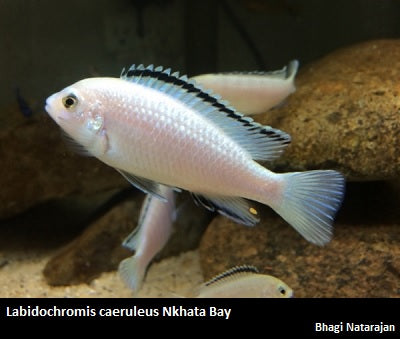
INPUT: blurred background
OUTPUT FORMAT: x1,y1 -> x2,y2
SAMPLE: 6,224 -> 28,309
1,0 -> 400,109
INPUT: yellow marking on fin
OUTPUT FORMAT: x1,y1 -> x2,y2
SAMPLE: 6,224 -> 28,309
249,207 -> 258,215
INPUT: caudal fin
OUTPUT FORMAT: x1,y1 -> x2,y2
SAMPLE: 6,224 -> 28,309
118,256 -> 146,293
274,170 -> 345,246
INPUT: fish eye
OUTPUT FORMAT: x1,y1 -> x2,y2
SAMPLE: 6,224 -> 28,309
62,94 -> 78,109
278,286 -> 287,295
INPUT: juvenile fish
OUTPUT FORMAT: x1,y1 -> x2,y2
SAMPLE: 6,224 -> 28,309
192,265 -> 293,298
119,186 -> 175,292
192,60 -> 299,115
45,64 -> 344,245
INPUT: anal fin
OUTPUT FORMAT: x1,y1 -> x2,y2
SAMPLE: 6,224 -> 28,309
116,169 -> 168,201
191,193 -> 259,226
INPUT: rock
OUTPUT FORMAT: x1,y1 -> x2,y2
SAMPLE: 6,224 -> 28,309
0,107 -> 127,219
43,195 -> 140,285
197,39 -> 400,297
43,191 -> 212,285
0,189 -> 124,251
261,39 -> 400,181
199,181 -> 400,298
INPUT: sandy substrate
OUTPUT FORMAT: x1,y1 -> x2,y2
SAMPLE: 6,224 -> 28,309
0,249 -> 203,298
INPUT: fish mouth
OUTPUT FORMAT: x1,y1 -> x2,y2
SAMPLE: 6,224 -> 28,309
45,96 -> 53,114
44,95 -> 64,124
45,93 -> 58,114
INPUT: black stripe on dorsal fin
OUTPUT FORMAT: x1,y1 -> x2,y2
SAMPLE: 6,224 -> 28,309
121,64 -> 291,161
205,265 -> 260,287
213,59 -> 299,80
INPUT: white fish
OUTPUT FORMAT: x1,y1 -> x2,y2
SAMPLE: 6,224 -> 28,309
45,64 -> 344,245
192,265 -> 293,298
192,60 -> 299,115
119,186 -> 175,292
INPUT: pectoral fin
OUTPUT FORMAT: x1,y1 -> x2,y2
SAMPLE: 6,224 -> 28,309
61,131 -> 93,156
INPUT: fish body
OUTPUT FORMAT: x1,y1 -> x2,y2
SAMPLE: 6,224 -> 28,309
45,64 -> 344,245
193,265 -> 293,298
192,60 -> 299,115
47,77 -> 278,196
119,186 -> 175,292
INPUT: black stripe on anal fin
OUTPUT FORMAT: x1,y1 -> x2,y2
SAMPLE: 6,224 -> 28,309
190,193 -> 259,226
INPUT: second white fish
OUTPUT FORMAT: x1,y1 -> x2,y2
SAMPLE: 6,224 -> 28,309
192,60 -> 299,115
119,186 -> 176,292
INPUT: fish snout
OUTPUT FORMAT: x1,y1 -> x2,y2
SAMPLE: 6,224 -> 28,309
45,94 -> 57,114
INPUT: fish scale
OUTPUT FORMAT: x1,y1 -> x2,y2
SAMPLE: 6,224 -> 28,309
107,86 -> 252,194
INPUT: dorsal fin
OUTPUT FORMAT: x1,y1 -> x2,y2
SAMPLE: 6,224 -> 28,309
217,59 -> 299,80
205,265 -> 259,287
121,64 -> 291,161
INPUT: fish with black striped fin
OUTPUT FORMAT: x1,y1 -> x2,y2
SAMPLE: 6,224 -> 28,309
45,64 -> 345,246
190,265 -> 293,298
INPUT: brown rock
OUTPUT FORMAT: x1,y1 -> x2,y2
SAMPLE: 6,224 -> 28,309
0,189 -> 123,251
0,107 -> 127,219
261,39 -> 400,181
199,181 -> 400,298
43,196 -> 140,285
